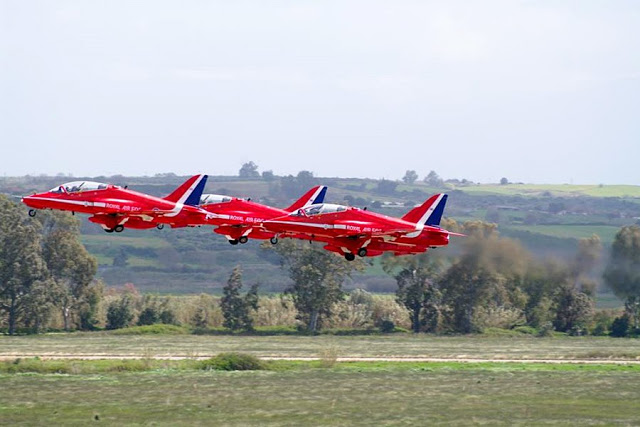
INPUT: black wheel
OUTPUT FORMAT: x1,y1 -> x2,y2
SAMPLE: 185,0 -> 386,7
344,253 -> 356,261
270,236 -> 278,245
104,228 -> 114,233
229,239 -> 239,245
357,248 -> 368,258
238,236 -> 249,244
28,209 -> 36,217
156,224 -> 165,230
114,225 -> 124,233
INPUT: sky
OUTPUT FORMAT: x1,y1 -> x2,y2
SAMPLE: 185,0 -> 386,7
1,1 -> 639,184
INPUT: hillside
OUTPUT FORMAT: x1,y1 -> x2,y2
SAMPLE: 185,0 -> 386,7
4,174 -> 639,294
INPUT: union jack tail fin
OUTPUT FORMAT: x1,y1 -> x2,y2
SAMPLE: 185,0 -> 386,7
163,174 -> 208,206
285,185 -> 327,212
401,193 -> 448,226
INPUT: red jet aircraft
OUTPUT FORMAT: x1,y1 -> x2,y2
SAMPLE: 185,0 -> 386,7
22,175 -> 209,233
199,185 -> 327,245
263,193 -> 458,260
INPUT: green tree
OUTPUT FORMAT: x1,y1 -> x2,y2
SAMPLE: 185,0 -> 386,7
438,221 -> 530,333
261,170 -> 275,181
553,283 -> 594,334
603,225 -> 640,328
375,179 -> 398,196
270,240 -> 363,332
402,170 -> 418,185
106,295 -> 134,330
39,211 -> 98,331
423,170 -> 444,187
382,253 -> 443,333
279,171 -> 319,199
239,161 -> 260,178
0,196 -> 49,335
220,266 -> 259,331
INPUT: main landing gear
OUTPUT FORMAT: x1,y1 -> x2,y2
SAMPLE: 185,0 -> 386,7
270,236 -> 278,245
228,236 -> 249,245
104,225 -> 125,233
344,248 -> 367,261
28,209 -> 37,217
156,224 -> 164,230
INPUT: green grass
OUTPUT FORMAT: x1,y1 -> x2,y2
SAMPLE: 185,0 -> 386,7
3,333 -> 640,360
1,364 -> 640,425
505,224 -> 620,244
81,234 -> 170,249
456,183 -> 640,198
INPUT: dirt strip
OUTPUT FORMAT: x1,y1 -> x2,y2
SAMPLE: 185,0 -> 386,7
1,353 -> 640,364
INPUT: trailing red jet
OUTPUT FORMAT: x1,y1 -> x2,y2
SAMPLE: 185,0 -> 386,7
22,175 -> 209,233
199,185 -> 327,245
263,193 -> 458,260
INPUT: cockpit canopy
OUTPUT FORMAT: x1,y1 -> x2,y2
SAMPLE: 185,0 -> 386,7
294,203 -> 348,217
49,181 -> 110,193
200,194 -> 232,205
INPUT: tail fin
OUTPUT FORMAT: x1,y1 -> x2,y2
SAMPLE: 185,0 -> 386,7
284,185 -> 328,212
401,193 -> 448,226
164,174 -> 208,206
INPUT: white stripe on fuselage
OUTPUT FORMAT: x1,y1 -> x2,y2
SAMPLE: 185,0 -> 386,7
27,197 -> 107,208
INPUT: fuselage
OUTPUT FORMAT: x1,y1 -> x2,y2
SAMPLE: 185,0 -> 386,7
263,203 -> 452,257
22,180 -> 207,230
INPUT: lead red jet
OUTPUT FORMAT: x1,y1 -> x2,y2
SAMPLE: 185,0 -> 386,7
263,193 -> 458,260
199,185 -> 327,245
22,174 -> 209,233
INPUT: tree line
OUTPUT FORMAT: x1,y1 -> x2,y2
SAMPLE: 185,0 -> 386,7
3,194 -> 640,336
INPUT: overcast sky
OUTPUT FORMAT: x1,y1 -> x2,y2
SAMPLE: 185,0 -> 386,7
1,1 -> 639,184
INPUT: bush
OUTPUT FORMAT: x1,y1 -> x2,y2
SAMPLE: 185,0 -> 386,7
611,315 -> 630,338
537,322 -> 555,337
110,324 -> 190,335
137,307 -> 159,326
512,326 -> 537,335
106,296 -> 134,330
198,353 -> 265,371
379,320 -> 395,333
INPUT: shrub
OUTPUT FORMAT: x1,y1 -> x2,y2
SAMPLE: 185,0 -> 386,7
379,320 -> 396,333
512,325 -> 537,335
611,315 -> 630,338
198,353 -> 265,371
110,324 -> 189,335
537,322 -> 555,337
137,307 -> 159,326
106,296 -> 134,330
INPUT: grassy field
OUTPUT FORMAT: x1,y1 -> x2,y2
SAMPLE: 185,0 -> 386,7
2,334 -> 640,424
1,362 -> 640,425
3,333 -> 640,360
505,224 -> 621,244
455,183 -> 640,198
